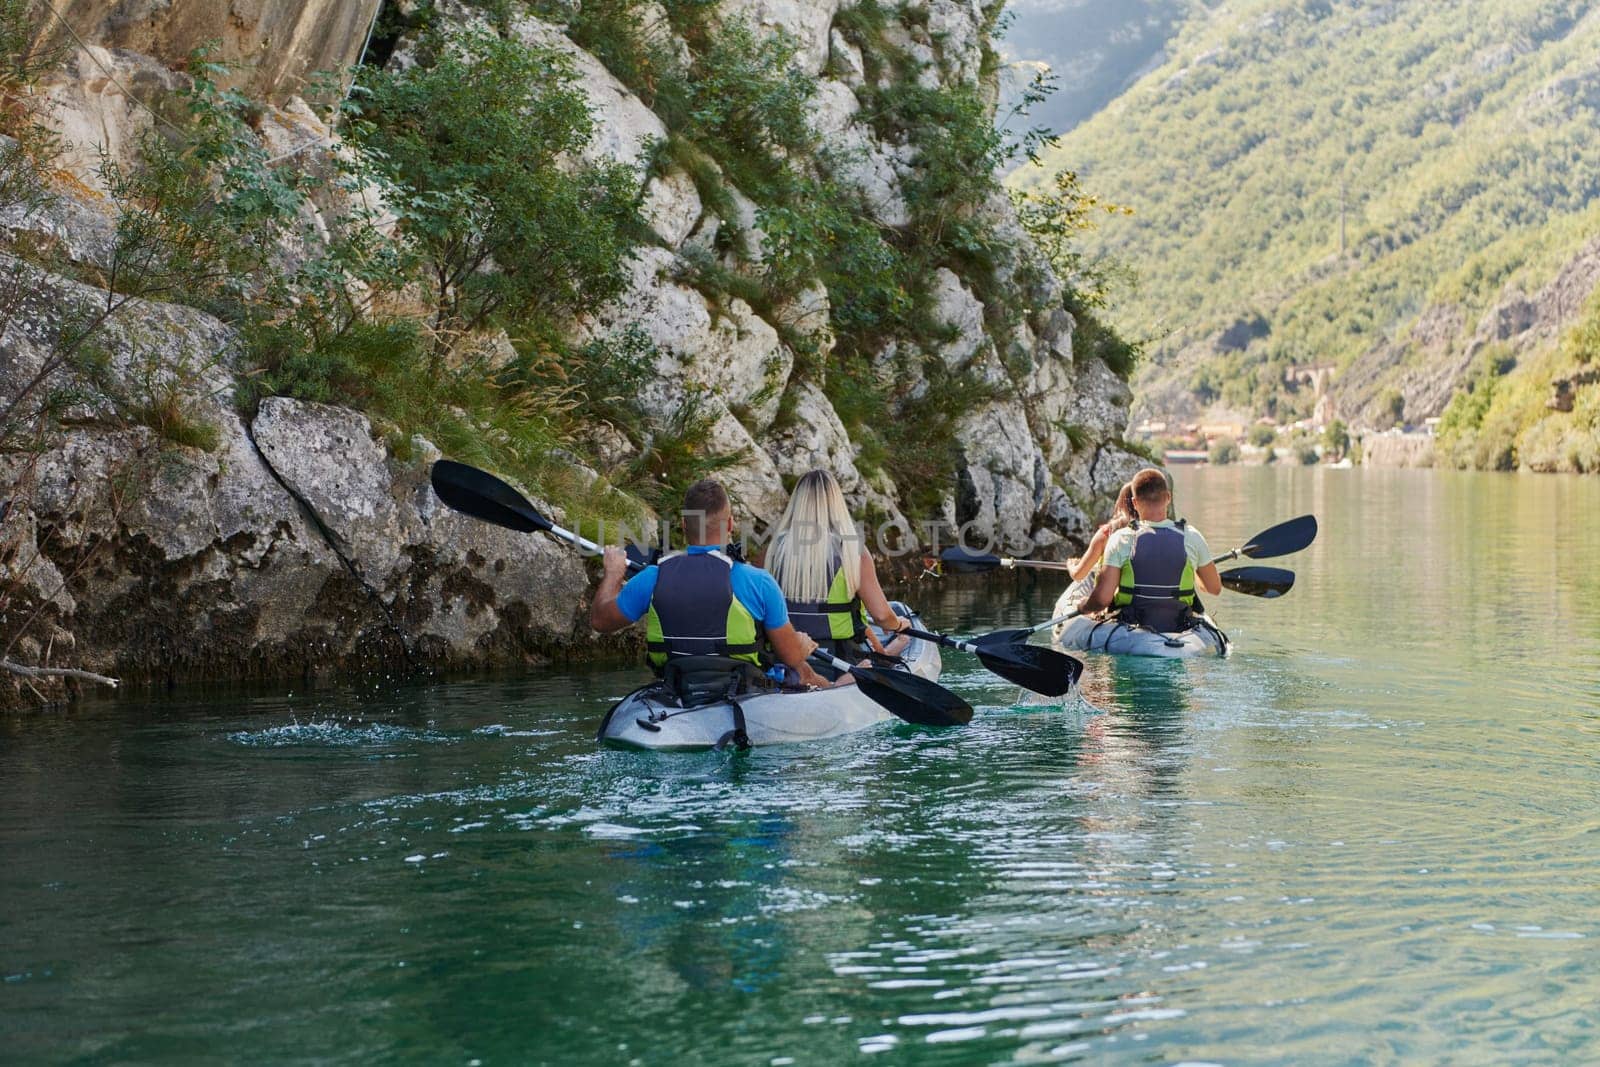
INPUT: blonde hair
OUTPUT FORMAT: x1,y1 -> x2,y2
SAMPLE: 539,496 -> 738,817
767,470 -> 862,602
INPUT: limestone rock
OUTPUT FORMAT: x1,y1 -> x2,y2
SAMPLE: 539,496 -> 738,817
714,0 -> 842,76
252,398 -> 404,584
927,0 -> 984,83
39,46 -> 187,196
640,167 -> 704,247
953,399 -> 1042,552
513,17 -> 667,171
829,29 -> 867,85
584,247 -> 794,431
34,0 -> 384,101
811,80 -> 911,228
930,267 -> 990,368
0,144 -> 118,269
700,398 -> 789,525
762,381 -> 910,533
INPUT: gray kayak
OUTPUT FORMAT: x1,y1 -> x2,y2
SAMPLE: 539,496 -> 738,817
1050,581 -> 1229,659
597,604 -> 942,751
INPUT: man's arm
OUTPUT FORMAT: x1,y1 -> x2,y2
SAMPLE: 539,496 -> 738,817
1083,564 -> 1123,611
767,623 -> 830,688
1187,527 -> 1222,596
589,547 -> 636,633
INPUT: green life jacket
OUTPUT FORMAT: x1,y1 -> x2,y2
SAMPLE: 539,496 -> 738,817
644,551 -> 763,671
784,548 -> 868,654
1112,520 -> 1197,632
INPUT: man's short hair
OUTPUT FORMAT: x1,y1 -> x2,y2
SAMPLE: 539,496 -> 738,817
1131,467 -> 1171,503
682,478 -> 730,541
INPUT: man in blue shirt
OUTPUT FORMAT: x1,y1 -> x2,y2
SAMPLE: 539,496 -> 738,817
590,479 -> 832,688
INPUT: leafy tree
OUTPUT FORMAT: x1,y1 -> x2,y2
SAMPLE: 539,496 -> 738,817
1248,423 -> 1277,447
1322,418 -> 1350,458
345,24 -> 643,348
1208,436 -> 1240,465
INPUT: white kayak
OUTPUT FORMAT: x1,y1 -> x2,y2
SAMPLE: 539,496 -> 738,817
597,603 -> 942,751
1050,581 -> 1229,659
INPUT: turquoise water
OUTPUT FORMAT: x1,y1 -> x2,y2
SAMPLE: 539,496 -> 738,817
3,467 -> 1598,1063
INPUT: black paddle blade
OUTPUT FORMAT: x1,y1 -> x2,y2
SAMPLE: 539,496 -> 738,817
1241,514 -> 1317,560
973,641 -> 1084,697
1221,565 -> 1295,598
974,628 -> 1036,647
850,666 -> 973,726
939,546 -> 1002,574
430,460 -> 553,535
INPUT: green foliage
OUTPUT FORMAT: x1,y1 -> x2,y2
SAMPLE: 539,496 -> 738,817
100,49 -> 309,318
622,388 -> 741,517
1322,419 -> 1350,459
1010,168 -> 1133,309
1374,388 -> 1406,431
1119,435 -> 1163,464
1247,424 -> 1276,448
824,353 -> 1005,516
344,24 -> 643,341
1296,444 -> 1320,466
1208,436 -> 1239,465
1026,0 -> 1600,416
658,22 -> 815,203
247,316 -> 650,523
1435,294 -> 1600,472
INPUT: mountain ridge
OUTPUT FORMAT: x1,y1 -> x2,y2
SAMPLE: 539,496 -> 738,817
1018,0 -> 1600,445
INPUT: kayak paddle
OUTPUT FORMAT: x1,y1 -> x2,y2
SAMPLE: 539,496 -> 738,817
1212,514 -> 1317,563
430,460 -> 973,728
1219,565 -> 1294,598
1000,563 -> 1295,638
899,624 -> 1082,697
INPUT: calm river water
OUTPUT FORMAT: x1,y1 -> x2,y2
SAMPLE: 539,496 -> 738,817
3,467 -> 1598,1064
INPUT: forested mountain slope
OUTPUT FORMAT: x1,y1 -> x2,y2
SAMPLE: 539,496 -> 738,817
1020,0 -> 1600,433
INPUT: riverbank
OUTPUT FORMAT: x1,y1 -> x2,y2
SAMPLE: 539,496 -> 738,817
2,0 -> 1142,706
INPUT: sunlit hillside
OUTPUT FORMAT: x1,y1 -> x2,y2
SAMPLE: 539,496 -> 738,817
1019,0 -> 1600,428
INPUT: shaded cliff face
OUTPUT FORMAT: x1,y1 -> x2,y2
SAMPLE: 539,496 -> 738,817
1,0 -> 1134,701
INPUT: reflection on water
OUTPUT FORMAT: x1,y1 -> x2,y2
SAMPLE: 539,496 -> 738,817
2,468 -> 1598,1064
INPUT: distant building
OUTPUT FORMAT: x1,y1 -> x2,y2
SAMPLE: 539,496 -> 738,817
1199,423 -> 1246,441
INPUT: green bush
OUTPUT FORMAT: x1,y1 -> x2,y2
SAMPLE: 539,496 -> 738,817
1247,423 -> 1277,448
344,24 -> 644,344
100,48 -> 310,319
1208,436 -> 1240,465
248,316 -> 649,524
1322,418 -> 1350,458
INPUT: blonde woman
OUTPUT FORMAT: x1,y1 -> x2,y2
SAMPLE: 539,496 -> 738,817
764,470 -> 909,663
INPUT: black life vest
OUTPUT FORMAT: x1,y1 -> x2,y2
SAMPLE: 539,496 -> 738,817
783,546 -> 867,657
644,551 -> 764,671
1112,520 -> 1198,633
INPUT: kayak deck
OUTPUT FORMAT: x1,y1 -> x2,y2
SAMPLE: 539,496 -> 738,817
1050,582 -> 1229,659
597,604 -> 941,751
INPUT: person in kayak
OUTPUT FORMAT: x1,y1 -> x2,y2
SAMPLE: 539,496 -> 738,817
1068,479 -> 1137,582
1079,467 -> 1223,631
589,478 -> 832,688
764,469 -> 911,663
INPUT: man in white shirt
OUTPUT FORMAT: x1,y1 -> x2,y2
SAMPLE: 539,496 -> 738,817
1082,468 -> 1222,632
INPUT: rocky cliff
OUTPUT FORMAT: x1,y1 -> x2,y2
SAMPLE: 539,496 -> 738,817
0,0 -> 1136,703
